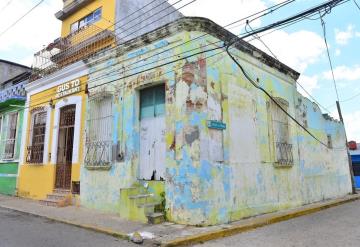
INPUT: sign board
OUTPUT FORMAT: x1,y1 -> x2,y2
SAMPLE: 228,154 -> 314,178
55,79 -> 81,99
207,120 -> 226,130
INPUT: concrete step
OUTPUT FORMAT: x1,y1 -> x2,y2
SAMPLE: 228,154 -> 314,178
137,202 -> 160,208
40,199 -> 61,207
129,194 -> 154,199
53,189 -> 71,194
47,193 -> 67,200
147,212 -> 165,224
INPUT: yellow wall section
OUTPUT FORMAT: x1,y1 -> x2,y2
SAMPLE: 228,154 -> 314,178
17,76 -> 88,200
61,0 -> 116,37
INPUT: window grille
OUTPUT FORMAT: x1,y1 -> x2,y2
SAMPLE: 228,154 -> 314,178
85,95 -> 113,167
26,111 -> 47,164
271,99 -> 293,166
3,112 -> 18,159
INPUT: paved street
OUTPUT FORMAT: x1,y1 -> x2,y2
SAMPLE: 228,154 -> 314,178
195,200 -> 360,247
2,200 -> 360,247
0,208 -> 136,247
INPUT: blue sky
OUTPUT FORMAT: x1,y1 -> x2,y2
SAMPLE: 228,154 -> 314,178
0,0 -> 359,140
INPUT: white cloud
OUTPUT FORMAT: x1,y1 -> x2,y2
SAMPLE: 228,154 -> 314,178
335,49 -> 341,56
335,24 -> 355,45
179,0 -> 267,34
344,111 -> 360,141
0,0 -> 61,59
323,65 -> 360,81
248,30 -> 326,73
297,75 -> 319,96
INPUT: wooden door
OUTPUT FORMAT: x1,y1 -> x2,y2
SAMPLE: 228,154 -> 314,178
55,105 -> 76,189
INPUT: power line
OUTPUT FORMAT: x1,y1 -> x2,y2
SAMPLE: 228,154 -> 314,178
320,14 -> 340,103
0,0 -> 45,38
245,21 -> 331,114
24,0 -> 347,130
353,0 -> 360,10
0,0 -> 12,14
27,0 -> 297,104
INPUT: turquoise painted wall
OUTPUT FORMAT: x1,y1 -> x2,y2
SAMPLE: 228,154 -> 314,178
81,19 -> 352,225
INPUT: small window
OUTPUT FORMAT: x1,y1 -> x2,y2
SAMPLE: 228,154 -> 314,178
327,134 -> 333,149
69,7 -> 102,33
26,111 -> 47,164
85,95 -> 113,167
70,22 -> 78,33
4,112 -> 18,159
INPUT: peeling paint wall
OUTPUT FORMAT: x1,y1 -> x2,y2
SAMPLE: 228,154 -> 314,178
82,21 -> 352,225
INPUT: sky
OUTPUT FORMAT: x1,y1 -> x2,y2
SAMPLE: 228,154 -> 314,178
0,0 -> 359,141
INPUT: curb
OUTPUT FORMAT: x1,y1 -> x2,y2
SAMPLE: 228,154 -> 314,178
0,204 -> 130,241
1,194 -> 359,247
161,194 -> 360,247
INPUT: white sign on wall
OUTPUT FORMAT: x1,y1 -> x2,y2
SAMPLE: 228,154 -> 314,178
55,79 -> 81,99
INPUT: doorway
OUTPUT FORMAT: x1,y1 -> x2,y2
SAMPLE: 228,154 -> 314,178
55,105 -> 76,189
139,85 -> 166,181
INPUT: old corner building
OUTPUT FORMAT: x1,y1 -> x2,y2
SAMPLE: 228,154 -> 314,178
81,17 -> 352,226
17,63 -> 88,201
8,0 -> 353,227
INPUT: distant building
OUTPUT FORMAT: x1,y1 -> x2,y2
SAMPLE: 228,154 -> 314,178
349,141 -> 360,188
0,60 -> 31,195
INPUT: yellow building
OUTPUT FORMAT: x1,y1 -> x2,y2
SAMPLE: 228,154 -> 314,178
17,63 -> 88,202
17,0 -> 182,205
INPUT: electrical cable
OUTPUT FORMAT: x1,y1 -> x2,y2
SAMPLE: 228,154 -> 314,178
0,0 -> 12,14
226,46 -> 342,149
0,0 -> 45,38
245,21 -> 332,114
320,14 -> 340,103
353,0 -> 360,10
25,0 -> 297,105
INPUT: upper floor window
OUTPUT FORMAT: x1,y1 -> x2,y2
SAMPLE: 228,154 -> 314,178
26,109 -> 47,164
3,112 -> 18,160
70,8 -> 102,33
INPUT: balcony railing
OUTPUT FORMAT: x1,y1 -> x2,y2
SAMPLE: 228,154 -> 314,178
84,140 -> 112,168
0,80 -> 26,104
30,24 -> 115,81
26,145 -> 44,164
275,142 -> 294,166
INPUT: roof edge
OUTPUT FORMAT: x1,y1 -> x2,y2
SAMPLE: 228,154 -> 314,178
114,17 -> 300,81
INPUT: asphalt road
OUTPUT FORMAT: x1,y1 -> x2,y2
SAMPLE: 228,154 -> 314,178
2,200 -> 360,247
195,200 -> 360,247
0,207 -> 136,247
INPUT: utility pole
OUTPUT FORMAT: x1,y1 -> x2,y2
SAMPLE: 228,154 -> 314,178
337,101 -> 356,194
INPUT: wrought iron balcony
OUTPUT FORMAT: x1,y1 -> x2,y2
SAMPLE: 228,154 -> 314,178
30,24 -> 115,81
0,80 -> 26,104
84,140 -> 112,168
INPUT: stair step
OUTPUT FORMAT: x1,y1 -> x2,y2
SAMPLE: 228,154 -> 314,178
53,189 -> 71,194
147,212 -> 165,224
137,202 -> 160,208
129,193 -> 154,199
47,193 -> 67,200
40,199 -> 61,207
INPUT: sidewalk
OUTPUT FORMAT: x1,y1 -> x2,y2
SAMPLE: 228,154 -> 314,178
0,194 -> 359,246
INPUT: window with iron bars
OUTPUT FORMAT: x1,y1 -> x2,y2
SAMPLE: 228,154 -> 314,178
271,99 -> 293,166
85,95 -> 113,168
2,112 -> 18,160
26,110 -> 47,164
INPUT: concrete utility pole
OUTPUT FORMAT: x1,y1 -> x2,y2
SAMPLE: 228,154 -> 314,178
337,100 -> 356,194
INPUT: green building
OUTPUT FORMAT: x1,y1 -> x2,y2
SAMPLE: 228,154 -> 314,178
0,60 -> 30,196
